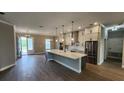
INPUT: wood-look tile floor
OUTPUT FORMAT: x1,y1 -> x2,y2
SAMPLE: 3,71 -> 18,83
0,55 -> 124,81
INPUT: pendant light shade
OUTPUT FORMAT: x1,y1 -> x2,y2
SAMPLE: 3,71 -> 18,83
71,38 -> 74,41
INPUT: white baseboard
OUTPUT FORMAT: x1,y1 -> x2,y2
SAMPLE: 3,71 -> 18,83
0,64 -> 16,72
97,61 -> 104,65
122,65 -> 124,68
97,62 -> 102,65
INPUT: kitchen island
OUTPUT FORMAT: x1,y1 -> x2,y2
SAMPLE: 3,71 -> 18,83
46,49 -> 87,73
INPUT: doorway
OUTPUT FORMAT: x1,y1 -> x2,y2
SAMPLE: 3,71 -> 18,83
104,30 -> 124,68
21,37 -> 28,55
20,36 -> 34,55
45,39 -> 51,50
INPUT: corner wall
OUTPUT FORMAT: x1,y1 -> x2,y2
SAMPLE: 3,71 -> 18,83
0,21 -> 15,70
97,26 -> 105,65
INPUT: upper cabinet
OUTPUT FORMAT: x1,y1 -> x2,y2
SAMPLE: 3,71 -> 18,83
73,31 -> 79,43
57,24 -> 102,47
65,31 -> 79,45
85,25 -> 100,41
78,30 -> 85,47
65,33 -> 71,45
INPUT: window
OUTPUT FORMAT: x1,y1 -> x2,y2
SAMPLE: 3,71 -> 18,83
45,39 -> 51,50
28,37 -> 33,50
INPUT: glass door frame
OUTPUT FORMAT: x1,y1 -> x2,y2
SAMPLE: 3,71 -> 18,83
20,36 -> 28,55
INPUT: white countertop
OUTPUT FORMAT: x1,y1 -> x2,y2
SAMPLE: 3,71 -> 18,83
47,49 -> 87,60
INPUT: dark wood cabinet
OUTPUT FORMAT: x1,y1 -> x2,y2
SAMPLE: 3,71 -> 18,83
85,41 -> 98,64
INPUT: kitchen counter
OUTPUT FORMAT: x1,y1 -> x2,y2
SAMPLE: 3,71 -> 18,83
47,49 -> 87,60
46,49 -> 87,73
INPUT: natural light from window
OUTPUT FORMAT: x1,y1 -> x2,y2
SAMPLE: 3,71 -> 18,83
45,39 -> 51,50
28,37 -> 33,50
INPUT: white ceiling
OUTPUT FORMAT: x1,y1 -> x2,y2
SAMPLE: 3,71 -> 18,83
1,12 -> 124,35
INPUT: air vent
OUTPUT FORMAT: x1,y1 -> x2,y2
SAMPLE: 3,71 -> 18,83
89,24 -> 93,26
0,12 -> 5,15
39,26 -> 44,28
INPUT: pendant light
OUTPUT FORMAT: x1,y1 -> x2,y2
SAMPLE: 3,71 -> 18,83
62,25 -> 64,42
71,21 -> 74,45
55,27 -> 58,42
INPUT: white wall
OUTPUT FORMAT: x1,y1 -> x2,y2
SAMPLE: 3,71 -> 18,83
0,20 -> 15,71
78,30 -> 85,51
65,33 -> 71,45
104,30 -> 124,60
97,26 -> 105,65
104,28 -> 108,59
78,31 -> 83,46
107,38 -> 123,53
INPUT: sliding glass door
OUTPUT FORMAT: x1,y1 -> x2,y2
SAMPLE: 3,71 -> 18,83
21,37 -> 28,55
45,39 -> 51,50
21,36 -> 34,55
27,37 -> 34,54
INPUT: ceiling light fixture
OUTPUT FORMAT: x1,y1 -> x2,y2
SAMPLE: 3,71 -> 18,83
62,25 -> 65,42
62,38 -> 64,42
56,27 -> 58,42
62,25 -> 64,33
71,38 -> 74,41
56,39 -> 58,42
71,21 -> 74,43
